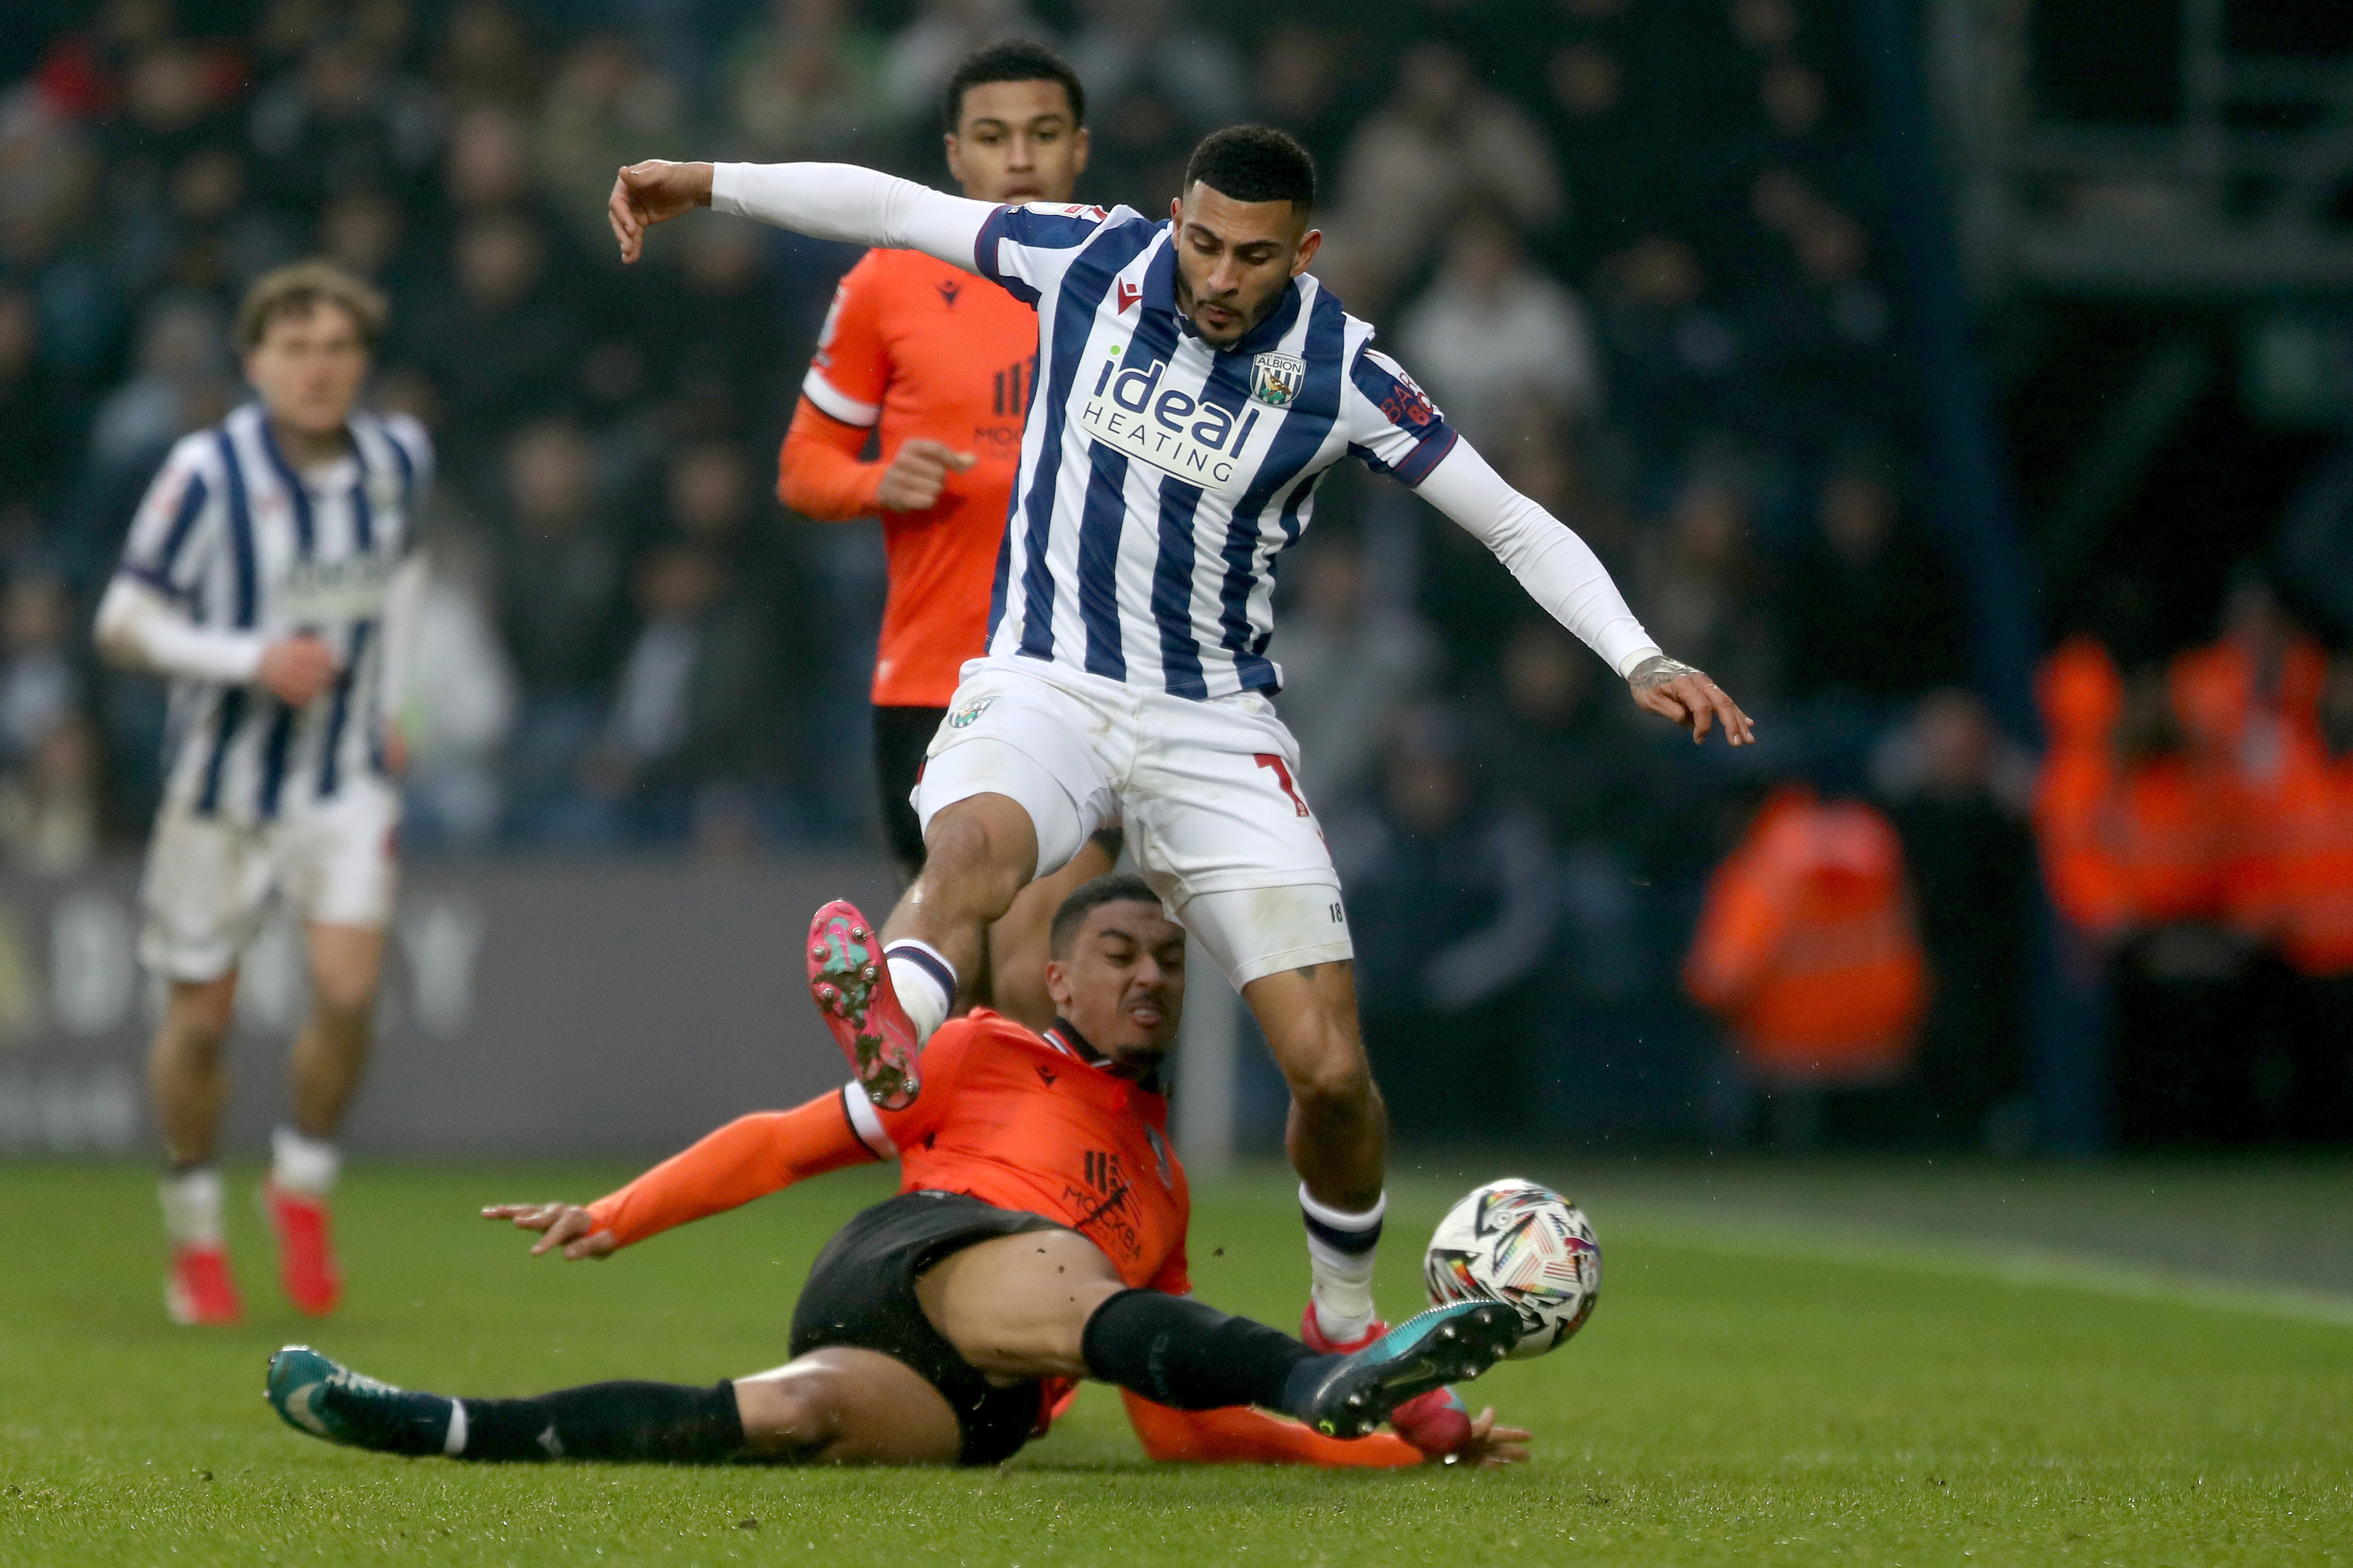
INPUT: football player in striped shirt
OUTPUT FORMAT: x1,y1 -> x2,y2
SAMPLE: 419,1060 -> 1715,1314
777,41 -> 1120,1029
608,125 -> 1751,1363
95,262 -> 428,1326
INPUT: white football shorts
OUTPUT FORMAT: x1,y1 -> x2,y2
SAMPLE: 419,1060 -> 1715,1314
138,779 -> 401,982
914,656 -> 1353,987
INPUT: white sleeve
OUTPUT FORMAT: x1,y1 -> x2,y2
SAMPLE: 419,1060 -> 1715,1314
94,575 -> 268,685
711,162 -> 996,274
1414,438 -> 1662,679
375,555 -> 427,716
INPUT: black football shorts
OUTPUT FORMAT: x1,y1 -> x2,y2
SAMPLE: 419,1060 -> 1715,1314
790,1189 -> 1065,1465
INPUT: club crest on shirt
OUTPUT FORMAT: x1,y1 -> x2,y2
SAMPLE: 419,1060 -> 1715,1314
366,471 -> 402,511
1249,352 -> 1306,409
947,695 -> 996,729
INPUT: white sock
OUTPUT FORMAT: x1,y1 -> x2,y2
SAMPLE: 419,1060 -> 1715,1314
270,1127 -> 341,1196
160,1167 -> 224,1248
884,939 -> 955,1044
1300,1183 -> 1386,1344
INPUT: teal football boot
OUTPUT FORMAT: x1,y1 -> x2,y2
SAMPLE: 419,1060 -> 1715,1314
1291,1302 -> 1518,1440
266,1346 -> 452,1456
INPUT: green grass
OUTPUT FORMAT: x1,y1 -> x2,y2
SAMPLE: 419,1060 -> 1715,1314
3,1159 -> 2349,1566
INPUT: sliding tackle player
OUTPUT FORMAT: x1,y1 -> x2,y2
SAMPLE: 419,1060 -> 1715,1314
266,876 -> 1527,1467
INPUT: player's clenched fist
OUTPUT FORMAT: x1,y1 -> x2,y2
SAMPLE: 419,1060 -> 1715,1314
483,1202 -> 618,1260
607,159 -> 714,264
258,633 -> 338,706
877,439 -> 979,512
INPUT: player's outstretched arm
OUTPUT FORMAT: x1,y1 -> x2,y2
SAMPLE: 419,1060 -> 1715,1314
483,1202 -> 617,1260
1414,438 -> 1756,746
1119,1390 -> 1531,1469
609,159 -> 998,274
483,1092 -> 880,1259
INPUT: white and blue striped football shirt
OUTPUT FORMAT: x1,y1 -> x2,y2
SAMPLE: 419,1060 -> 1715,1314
114,402 -> 429,825
971,204 -> 1459,700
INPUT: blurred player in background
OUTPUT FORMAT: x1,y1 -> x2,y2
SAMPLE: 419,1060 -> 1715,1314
265,875 -> 1526,1468
95,262 -> 428,1326
610,126 -> 1751,1372
778,41 -> 1119,1030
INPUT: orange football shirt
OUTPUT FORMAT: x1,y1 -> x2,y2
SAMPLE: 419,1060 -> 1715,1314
588,1010 -> 1190,1294
779,247 -> 1038,708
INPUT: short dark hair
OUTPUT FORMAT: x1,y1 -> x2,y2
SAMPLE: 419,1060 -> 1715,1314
1182,125 -> 1317,215
943,40 -> 1086,133
234,259 -> 388,354
1049,873 -> 1167,958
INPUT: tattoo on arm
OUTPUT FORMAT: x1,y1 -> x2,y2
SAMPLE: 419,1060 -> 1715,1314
1628,653 -> 1705,690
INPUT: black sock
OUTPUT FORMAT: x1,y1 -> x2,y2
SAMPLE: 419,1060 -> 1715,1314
1080,1289 -> 1336,1413
455,1381 -> 745,1463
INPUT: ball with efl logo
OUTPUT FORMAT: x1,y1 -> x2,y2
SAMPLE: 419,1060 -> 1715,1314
1423,1178 -> 1600,1359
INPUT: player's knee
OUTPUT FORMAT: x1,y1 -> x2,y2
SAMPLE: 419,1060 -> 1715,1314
918,800 -> 1035,911
732,1371 -> 841,1459
302,923 -> 386,1021
165,977 -> 237,1047
309,960 -> 381,1022
1276,1025 -> 1374,1117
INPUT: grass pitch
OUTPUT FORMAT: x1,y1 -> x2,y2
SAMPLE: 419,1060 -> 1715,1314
3,1158 -> 2349,1567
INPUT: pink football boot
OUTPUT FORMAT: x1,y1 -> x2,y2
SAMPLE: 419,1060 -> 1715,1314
166,1243 -> 243,1326
262,1177 -> 343,1317
806,901 -> 923,1110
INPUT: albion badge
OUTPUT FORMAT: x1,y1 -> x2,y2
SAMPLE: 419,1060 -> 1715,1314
947,695 -> 996,729
1249,351 -> 1306,408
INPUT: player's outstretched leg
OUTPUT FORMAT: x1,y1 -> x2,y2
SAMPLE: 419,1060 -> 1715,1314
267,1347 -> 748,1462
924,1227 -> 1513,1441
1076,1288 -> 1516,1441
267,1345 -> 964,1466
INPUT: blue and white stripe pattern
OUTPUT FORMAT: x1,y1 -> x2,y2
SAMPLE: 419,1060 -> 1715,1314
115,402 -> 429,825
974,204 -> 1458,700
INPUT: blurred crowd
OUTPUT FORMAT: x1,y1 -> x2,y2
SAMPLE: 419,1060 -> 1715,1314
0,0 -> 1928,854
5,1 -> 2336,1146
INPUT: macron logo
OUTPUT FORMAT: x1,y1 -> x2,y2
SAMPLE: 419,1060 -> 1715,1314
1116,278 -> 1141,314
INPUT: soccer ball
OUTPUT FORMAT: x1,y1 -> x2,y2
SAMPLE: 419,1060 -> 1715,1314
1423,1178 -> 1601,1359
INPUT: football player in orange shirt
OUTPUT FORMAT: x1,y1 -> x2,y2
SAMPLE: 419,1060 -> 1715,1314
262,875 -> 1528,1469
779,41 -> 1117,1029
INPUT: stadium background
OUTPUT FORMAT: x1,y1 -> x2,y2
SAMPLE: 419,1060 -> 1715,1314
0,0 -> 2347,1168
